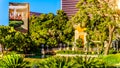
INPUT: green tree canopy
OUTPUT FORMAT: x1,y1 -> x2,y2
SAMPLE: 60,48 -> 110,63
30,10 -> 74,47
71,0 -> 120,55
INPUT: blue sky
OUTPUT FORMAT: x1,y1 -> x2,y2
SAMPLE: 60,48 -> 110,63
0,0 -> 60,25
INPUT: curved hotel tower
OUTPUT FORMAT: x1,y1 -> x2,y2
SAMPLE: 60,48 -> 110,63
61,0 -> 79,19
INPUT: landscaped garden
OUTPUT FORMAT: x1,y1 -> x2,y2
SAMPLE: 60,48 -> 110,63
1,52 -> 120,68
1,0 -> 120,68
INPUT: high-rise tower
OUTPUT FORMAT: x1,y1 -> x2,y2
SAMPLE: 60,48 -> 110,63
61,0 -> 79,19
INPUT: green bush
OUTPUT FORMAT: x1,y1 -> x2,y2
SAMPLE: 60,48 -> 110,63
56,50 -> 84,54
9,21 -> 24,27
76,39 -> 83,48
109,49 -> 117,54
37,56 -> 106,68
0,53 -> 28,68
56,50 -> 98,55
74,56 -> 106,68
38,56 -> 76,68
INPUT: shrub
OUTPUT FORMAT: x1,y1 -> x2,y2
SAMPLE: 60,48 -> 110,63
109,48 -> 117,54
0,53 -> 28,68
9,21 -> 24,27
38,56 -> 106,68
76,39 -> 83,48
38,56 -> 76,68
56,50 -> 84,54
74,56 -> 106,68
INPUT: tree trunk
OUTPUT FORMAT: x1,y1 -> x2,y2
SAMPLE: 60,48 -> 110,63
104,25 -> 115,55
1,44 -> 4,55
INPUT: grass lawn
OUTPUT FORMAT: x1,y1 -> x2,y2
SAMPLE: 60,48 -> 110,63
101,53 -> 120,67
24,58 -> 43,63
24,58 -> 44,67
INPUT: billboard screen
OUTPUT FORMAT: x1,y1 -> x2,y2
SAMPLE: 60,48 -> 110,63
9,2 -> 29,32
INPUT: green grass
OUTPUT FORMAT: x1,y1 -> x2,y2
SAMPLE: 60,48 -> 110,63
24,58 -> 43,67
24,55 -> 53,67
24,58 -> 42,63
101,53 -> 120,66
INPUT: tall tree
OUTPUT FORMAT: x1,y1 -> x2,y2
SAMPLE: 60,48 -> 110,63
72,0 -> 120,55
0,26 -> 16,54
29,10 -> 74,47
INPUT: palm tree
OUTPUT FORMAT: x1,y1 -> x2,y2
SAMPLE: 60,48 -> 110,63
0,53 -> 28,68
39,56 -> 76,68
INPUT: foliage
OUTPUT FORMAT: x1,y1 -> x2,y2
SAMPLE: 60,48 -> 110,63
38,56 -> 76,68
38,56 -> 106,68
30,10 -> 74,47
56,50 -> 99,55
56,50 -> 84,54
0,10 -> 74,53
0,53 -> 28,68
0,26 -> 16,53
9,21 -> 24,27
72,0 -> 120,55
24,58 -> 42,68
76,38 -> 83,48
72,0 -> 109,41
74,56 -> 106,68
0,25 -> 34,53
109,48 -> 117,54
101,53 -> 120,65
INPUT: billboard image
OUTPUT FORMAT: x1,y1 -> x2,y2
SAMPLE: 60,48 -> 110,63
9,2 -> 29,32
